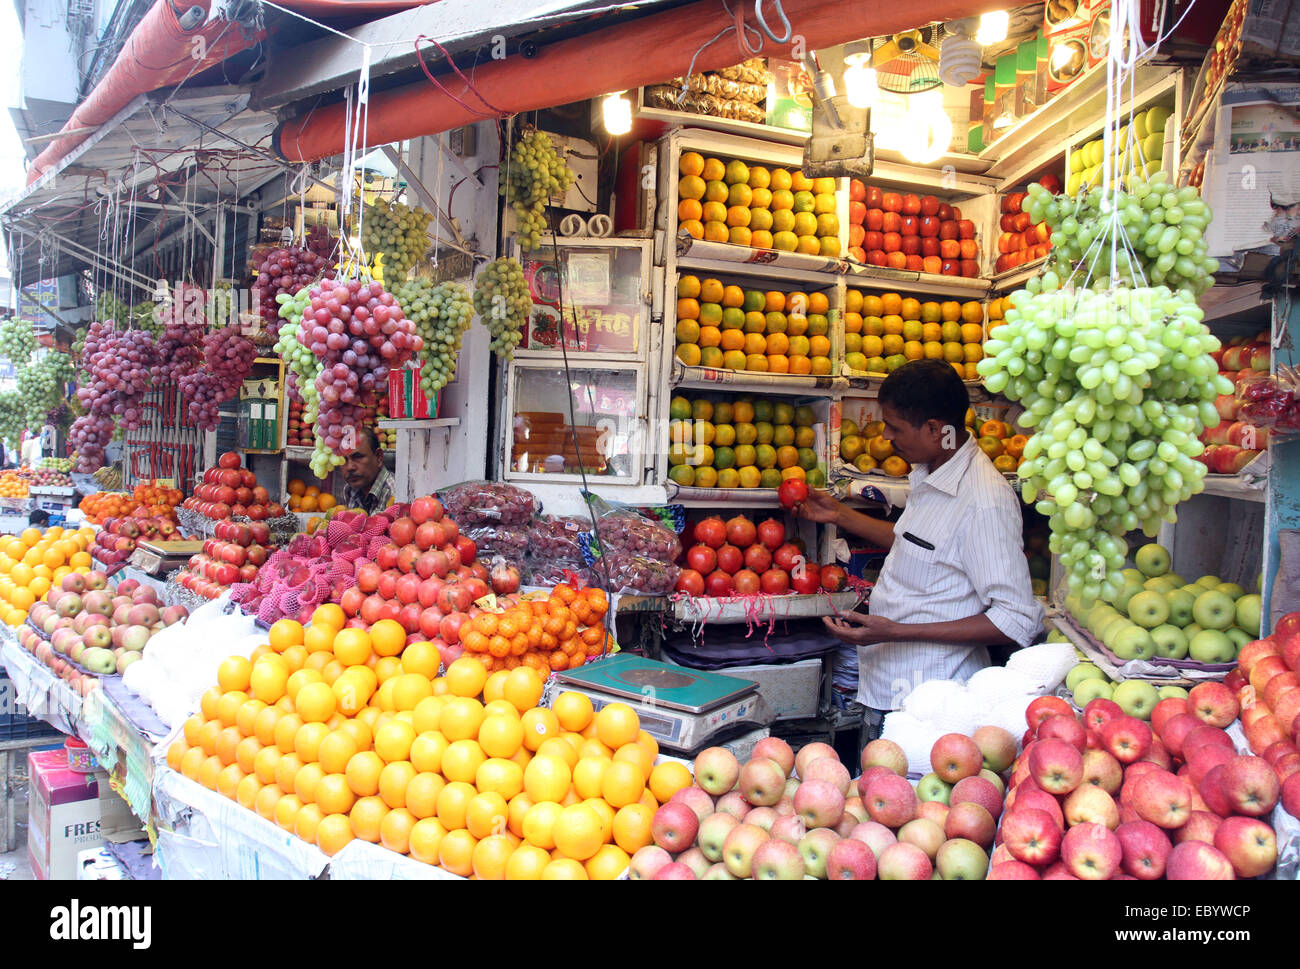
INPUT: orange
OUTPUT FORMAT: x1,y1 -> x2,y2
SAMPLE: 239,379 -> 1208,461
479,714 -> 525,759
254,782 -> 283,819
483,699 -> 520,721
445,656 -> 488,698
481,670 -> 511,705
235,773 -> 261,810
294,762 -> 325,803
413,695 -> 447,734
294,681 -> 337,724
542,858 -> 588,880
304,625 -> 335,655
274,793 -> 303,832
442,739 -> 487,784
249,656 -> 290,704
472,833 -> 516,880
350,795 -> 388,843
520,707 -> 561,752
390,673 -> 433,712
612,802 -> 656,853
268,619 -> 304,652
405,772 -> 446,820
507,792 -> 534,838
199,688 -> 222,721
466,791 -> 510,839
217,656 -> 252,693
476,758 -> 525,799
522,800 -> 564,849
379,807 -> 416,855
439,696 -> 485,742
235,698 -> 267,738
409,817 -> 448,864
215,726 -> 242,766
180,745 -> 206,780
373,719 -> 416,764
293,721 -> 330,763
573,756 -> 612,800
337,719 -> 372,754
578,738 -> 613,761
315,813 -> 354,856
274,752 -> 304,793
506,843 -> 551,880
196,719 -> 221,757
678,198 -> 703,223
311,603 -> 345,631
216,691 -> 248,729
438,829 -> 478,877
252,705 -> 281,747
253,744 -> 282,785
410,730 -> 449,774
538,736 -> 580,769
523,753 -> 576,808
400,641 -> 440,679
586,843 -> 631,881
345,750 -> 384,797
316,730 -> 358,775
595,703 -> 640,750
503,667 -> 544,713
635,730 -> 659,761
600,760 -> 646,808
166,739 -> 190,773
375,657 -> 403,683
436,781 -> 477,830
314,772 -> 356,815
331,627 -> 372,666
378,760 -> 417,809
182,714 -> 205,747
369,619 -> 406,657
613,742 -> 654,779
217,764 -> 244,799
552,803 -> 604,861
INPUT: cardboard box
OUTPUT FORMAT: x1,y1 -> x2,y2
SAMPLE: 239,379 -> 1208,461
28,749 -> 105,881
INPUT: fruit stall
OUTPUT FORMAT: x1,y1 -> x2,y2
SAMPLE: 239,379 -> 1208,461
0,0 -> 1296,885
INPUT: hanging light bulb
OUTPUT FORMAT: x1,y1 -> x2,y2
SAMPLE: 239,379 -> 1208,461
871,89 -> 909,151
899,89 -> 953,164
602,92 -> 632,136
976,10 -> 1010,46
842,41 -> 879,109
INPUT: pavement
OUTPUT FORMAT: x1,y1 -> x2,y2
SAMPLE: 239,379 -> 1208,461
0,845 -> 34,879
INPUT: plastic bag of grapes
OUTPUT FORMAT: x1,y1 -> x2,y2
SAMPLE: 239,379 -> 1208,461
437,480 -> 539,527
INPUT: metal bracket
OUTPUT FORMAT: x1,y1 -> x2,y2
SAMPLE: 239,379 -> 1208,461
802,96 -> 874,179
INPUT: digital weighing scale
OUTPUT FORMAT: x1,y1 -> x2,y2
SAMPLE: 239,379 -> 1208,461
552,654 -> 773,754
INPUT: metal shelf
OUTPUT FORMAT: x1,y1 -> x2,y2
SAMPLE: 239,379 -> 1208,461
664,485 -> 782,508
378,418 -> 460,430
841,261 -> 991,298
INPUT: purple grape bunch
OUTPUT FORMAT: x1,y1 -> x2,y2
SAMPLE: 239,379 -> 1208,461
254,246 -> 337,338
178,327 -> 258,431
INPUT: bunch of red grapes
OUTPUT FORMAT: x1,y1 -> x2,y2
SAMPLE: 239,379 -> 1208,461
71,322 -> 160,471
253,245 -> 336,337
179,327 -> 258,431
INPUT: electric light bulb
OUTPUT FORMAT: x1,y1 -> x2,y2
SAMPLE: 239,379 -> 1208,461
602,92 -> 632,136
843,53 -> 879,109
900,90 -> 953,165
976,10 -> 1009,46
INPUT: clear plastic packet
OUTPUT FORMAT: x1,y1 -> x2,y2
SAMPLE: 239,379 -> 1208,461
437,480 -> 539,528
578,494 -> 681,595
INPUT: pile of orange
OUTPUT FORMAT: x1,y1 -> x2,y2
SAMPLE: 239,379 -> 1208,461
458,584 -> 611,675
168,605 -> 692,879
842,291 -> 986,380
0,525 -> 95,625
78,482 -> 183,525
0,471 -> 29,499
287,479 -> 338,513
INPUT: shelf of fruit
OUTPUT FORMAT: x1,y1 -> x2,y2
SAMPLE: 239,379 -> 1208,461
0,471 -> 30,499
0,525 -> 98,628
174,520 -> 276,601
841,292 -> 989,383
993,181 -> 1058,278
286,479 -> 341,514
79,483 -> 185,527
845,181 -> 982,281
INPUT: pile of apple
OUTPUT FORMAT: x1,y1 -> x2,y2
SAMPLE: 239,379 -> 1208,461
16,571 -> 188,688
26,468 -> 74,488
1064,542 -> 1262,666
994,176 -> 1060,275
630,728 -> 1015,880
176,520 -> 276,600
1229,610 -> 1300,770
991,687 -> 1288,880
285,396 -> 315,447
1201,332 -> 1275,475
181,451 -> 286,522
672,514 -> 847,598
847,181 -> 979,277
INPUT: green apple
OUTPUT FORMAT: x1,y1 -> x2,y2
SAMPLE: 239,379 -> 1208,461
1113,626 -> 1156,661
1184,623 -> 1203,640
1188,629 -> 1235,664
1102,618 -> 1134,651
916,773 -> 952,804
1112,680 -> 1159,720
1215,582 -> 1246,601
1225,627 -> 1253,652
1165,589 -> 1196,628
1073,677 -> 1114,708
1195,575 -> 1222,589
1128,590 -> 1171,629
1066,662 -> 1107,692
1088,603 -> 1117,627
1192,589 -> 1237,631
1149,624 -> 1188,660
1235,594 -> 1262,637
1163,573 -> 1186,589
1135,543 -> 1171,578
1047,629 -> 1069,644
1134,112 -> 1150,140
1145,104 -> 1172,133
1113,581 -> 1145,615
1121,568 -> 1145,586
1143,577 -> 1173,594
1157,685 -> 1189,700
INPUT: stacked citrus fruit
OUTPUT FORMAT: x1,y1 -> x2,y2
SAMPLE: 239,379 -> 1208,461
0,471 -> 29,499
843,291 -> 985,380
667,394 -> 825,489
676,152 -> 839,256
0,525 -> 95,625
286,479 -> 340,513
835,418 -> 910,478
455,583 -> 612,674
987,296 -> 1010,335
169,608 -> 692,879
675,276 -> 833,375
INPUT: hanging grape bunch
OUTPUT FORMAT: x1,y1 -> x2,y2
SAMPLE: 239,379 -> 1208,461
293,279 -> 422,477
499,127 -> 575,251
92,292 -> 130,325
254,245 -> 337,338
473,258 -> 531,360
273,289 -> 323,422
16,351 -> 75,430
0,393 -> 26,452
394,278 -> 474,392
0,316 -> 37,368
70,322 -> 160,471
361,200 -> 434,282
178,327 -> 258,431
1025,170 -> 1218,298
305,222 -> 339,262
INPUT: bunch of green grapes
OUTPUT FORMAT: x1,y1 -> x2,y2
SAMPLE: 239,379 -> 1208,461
394,278 -> 474,391
978,285 -> 1228,608
361,199 -> 433,281
93,292 -> 130,324
273,288 -> 323,425
17,351 -> 75,429
473,258 -> 531,360
499,128 -> 574,251
0,317 -> 36,368
0,392 -> 25,451
1025,170 -> 1218,298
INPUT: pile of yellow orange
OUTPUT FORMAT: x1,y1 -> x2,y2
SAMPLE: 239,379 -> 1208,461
168,605 -> 692,879
0,526 -> 96,626
843,292 -> 986,380
287,479 -> 339,513
0,471 -> 29,499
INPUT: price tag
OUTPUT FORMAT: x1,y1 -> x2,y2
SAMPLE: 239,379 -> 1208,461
474,593 -> 505,613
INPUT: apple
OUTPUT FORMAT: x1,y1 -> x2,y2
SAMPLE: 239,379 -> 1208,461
1112,625 -> 1156,661
651,801 -> 699,853
1080,748 -> 1124,795
916,773 -> 952,804
877,841 -> 932,880
794,742 -> 838,780
752,737 -> 795,777
796,827 -> 839,879
1281,772 -> 1300,818
1132,770 -> 1193,829
1038,714 -> 1088,753
692,747 -> 740,797
863,772 -> 917,828
802,757 -> 851,797
793,778 -> 845,829
743,806 -> 778,832
897,818 -> 945,861
1166,840 -> 1236,880
1193,589 -> 1237,630
1150,625 -> 1189,659
1165,588 -> 1197,628
738,758 -> 786,807
827,836 -> 877,880
1026,696 -> 1075,733
856,766 -> 898,801
652,862 -> 696,880
1112,680 -> 1160,721
1214,816 -> 1276,878
714,790 -> 750,820
1218,755 -> 1280,817
1187,745 -> 1236,787
1029,739 -> 1083,795
721,823 -> 768,878
1173,811 -> 1223,846
1189,629 -> 1236,664
1135,543 -> 1171,577
697,811 -> 740,862
1063,785 -> 1120,830
751,838 -> 806,880
1001,808 -> 1062,866
929,733 -> 983,783
1060,822 -> 1123,880
945,801 -> 996,848
1182,724 -> 1234,759
1235,594 -> 1263,637
1083,697 -> 1125,734
915,800 -> 949,828
988,860 -> 1041,880
1066,663 -> 1107,692
1100,716 -> 1153,764
1128,590 -> 1171,629
628,845 -> 673,880
860,738 -> 908,777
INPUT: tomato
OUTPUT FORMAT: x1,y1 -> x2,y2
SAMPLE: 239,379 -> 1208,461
773,543 -> 803,573
693,516 -> 727,549
790,567 -> 822,595
675,569 -> 706,597
743,544 -> 772,573
725,515 -> 757,549
686,544 -> 717,574
732,569 -> 761,595
715,543 -> 744,574
777,479 -> 809,511
756,518 -> 786,550
704,570 -> 734,597
760,569 -> 790,595
820,565 -> 848,592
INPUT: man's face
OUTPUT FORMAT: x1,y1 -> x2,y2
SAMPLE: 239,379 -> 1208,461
880,403 -> 943,465
342,436 -> 383,491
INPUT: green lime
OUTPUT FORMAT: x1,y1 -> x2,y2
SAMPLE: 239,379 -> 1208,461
713,446 -> 736,470
668,464 -> 695,485
753,400 -> 774,423
669,396 -> 692,421
797,447 -> 818,470
754,421 -> 774,445
759,468 -> 783,488
794,405 -> 816,427
805,468 -> 826,488
773,402 -> 795,425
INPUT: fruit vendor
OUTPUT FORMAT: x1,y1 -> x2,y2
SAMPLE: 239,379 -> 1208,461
340,426 -> 395,514
794,360 -> 1044,738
